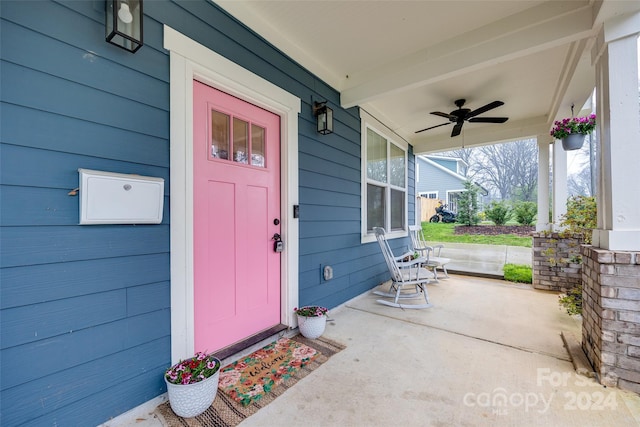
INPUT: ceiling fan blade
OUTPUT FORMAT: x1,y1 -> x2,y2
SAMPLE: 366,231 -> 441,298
451,122 -> 463,137
466,101 -> 504,119
415,122 -> 451,134
468,117 -> 509,123
430,111 -> 456,120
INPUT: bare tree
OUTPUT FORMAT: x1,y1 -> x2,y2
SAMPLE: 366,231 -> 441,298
436,139 -> 538,202
508,139 -> 538,201
568,159 -> 593,197
469,139 -> 538,201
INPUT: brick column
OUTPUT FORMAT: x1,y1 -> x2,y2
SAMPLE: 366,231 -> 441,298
582,246 -> 640,393
532,233 -> 582,292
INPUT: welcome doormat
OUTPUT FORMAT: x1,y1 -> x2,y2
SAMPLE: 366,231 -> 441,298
155,335 -> 345,427
219,336 -> 318,406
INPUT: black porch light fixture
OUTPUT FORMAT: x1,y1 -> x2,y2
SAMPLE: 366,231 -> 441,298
313,101 -> 333,135
106,0 -> 143,53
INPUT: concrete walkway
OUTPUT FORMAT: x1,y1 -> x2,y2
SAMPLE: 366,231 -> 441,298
436,242 -> 532,278
240,276 -> 640,426
112,274 -> 640,427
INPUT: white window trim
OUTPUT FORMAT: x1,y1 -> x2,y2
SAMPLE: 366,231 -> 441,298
419,191 -> 439,199
360,109 -> 408,243
164,26 -> 301,363
446,189 -> 466,211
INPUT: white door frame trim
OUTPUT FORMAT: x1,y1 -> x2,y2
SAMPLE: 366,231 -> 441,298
164,26 -> 300,362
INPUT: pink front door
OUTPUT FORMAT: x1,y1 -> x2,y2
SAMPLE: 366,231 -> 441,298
193,80 -> 281,352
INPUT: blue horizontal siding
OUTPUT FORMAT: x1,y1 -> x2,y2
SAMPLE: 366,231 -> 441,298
417,158 -> 465,197
299,135 -> 360,170
298,152 -> 361,183
1,225 -> 170,268
25,364 -> 169,427
2,19 -> 167,110
2,61 -> 168,139
1,289 -> 127,348
0,144 -> 169,191
299,188 -> 360,208
299,221 -> 360,238
1,254 -> 170,309
299,241 -> 382,272
1,337 -> 170,426
2,308 -> 170,389
2,101 -> 169,168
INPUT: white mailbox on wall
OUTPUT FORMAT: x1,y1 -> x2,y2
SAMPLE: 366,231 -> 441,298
78,169 -> 164,225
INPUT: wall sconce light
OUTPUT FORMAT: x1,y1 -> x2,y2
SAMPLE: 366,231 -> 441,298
106,0 -> 143,53
313,101 -> 333,135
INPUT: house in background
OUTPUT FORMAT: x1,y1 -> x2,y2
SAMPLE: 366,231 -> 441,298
416,155 -> 488,221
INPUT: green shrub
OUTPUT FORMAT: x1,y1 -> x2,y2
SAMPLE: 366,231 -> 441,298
503,263 -> 532,283
560,196 -> 597,244
513,201 -> 537,226
456,181 -> 480,226
559,285 -> 582,315
484,201 -> 511,226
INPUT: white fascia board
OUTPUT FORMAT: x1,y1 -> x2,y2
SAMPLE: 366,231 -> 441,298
425,155 -> 469,169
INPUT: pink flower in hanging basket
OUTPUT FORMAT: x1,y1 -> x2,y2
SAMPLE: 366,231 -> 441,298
550,114 -> 596,139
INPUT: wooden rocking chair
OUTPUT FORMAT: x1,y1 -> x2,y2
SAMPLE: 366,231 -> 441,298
372,227 -> 434,309
409,225 -> 451,281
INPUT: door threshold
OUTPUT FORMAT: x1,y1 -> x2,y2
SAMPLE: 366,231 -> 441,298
213,324 -> 289,362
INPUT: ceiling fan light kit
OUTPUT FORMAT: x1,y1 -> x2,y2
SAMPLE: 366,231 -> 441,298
415,99 -> 509,137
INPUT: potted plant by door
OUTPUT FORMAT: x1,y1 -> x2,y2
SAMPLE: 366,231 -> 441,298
295,306 -> 329,339
164,352 -> 221,418
550,113 -> 596,151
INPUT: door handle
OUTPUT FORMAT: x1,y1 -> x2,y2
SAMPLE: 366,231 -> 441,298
272,233 -> 284,253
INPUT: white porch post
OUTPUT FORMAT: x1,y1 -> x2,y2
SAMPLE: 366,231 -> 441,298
591,13 -> 640,250
536,135 -> 551,232
551,140 -> 568,231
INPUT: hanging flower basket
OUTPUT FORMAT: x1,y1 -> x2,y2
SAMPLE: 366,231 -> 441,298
164,352 -> 221,418
550,114 -> 596,151
561,133 -> 586,151
295,306 -> 328,339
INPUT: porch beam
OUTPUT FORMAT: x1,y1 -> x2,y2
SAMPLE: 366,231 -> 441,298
341,1 -> 595,108
412,116 -> 548,155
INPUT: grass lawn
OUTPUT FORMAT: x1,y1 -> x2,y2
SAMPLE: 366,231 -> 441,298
421,222 -> 532,248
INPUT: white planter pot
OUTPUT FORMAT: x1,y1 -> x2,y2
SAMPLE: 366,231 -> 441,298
165,369 -> 220,418
297,314 -> 327,339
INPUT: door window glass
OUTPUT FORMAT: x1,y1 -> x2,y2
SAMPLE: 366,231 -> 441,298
233,118 -> 249,164
210,110 -> 230,159
251,124 -> 266,168
210,109 -> 266,168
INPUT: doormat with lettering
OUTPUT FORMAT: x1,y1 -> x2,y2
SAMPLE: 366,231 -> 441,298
155,335 -> 345,427
218,336 -> 317,406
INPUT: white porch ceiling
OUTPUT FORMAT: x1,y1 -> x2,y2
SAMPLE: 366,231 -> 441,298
214,0 -> 640,154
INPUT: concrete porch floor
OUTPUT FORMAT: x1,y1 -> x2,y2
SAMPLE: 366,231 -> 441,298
115,274 -> 640,426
